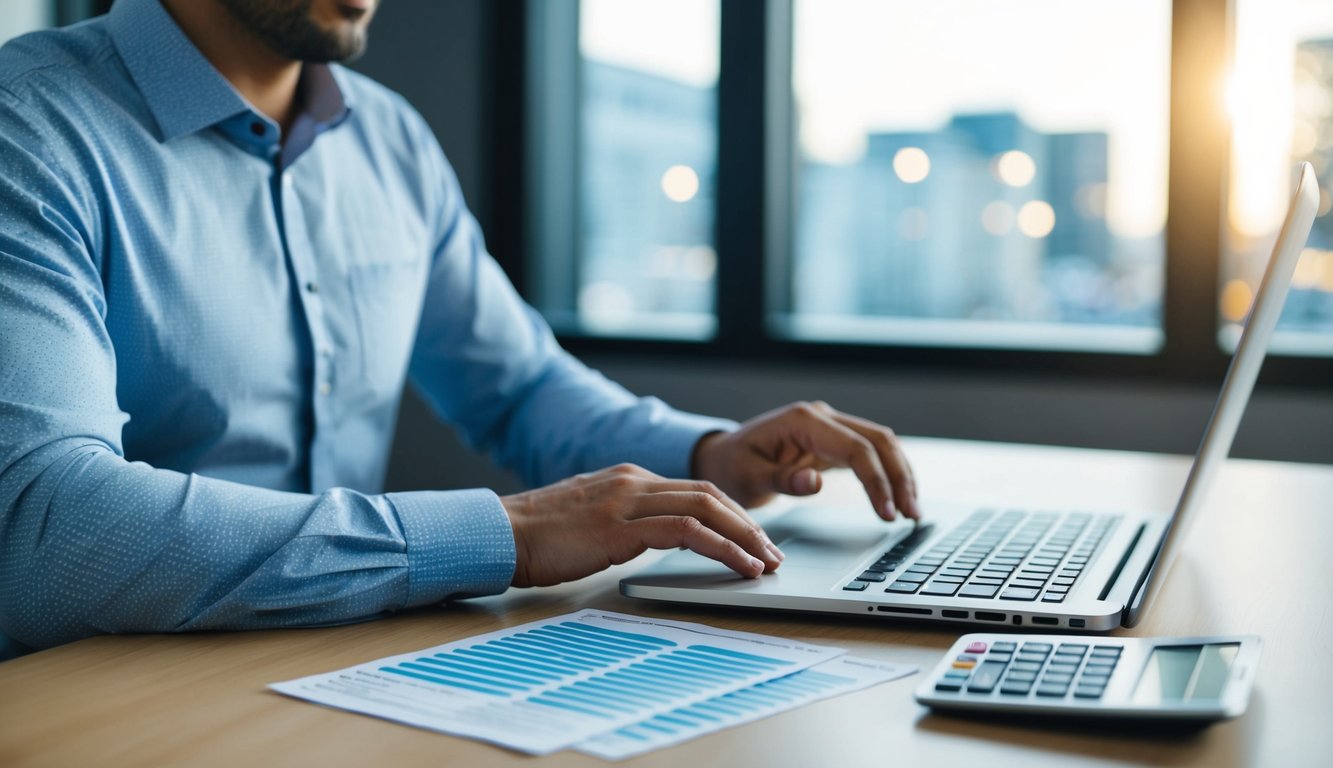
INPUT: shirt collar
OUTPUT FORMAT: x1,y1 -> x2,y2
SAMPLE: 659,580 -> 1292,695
107,0 -> 352,143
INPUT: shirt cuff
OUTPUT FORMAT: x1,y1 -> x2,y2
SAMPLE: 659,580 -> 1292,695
634,407 -> 740,480
387,488 -> 516,607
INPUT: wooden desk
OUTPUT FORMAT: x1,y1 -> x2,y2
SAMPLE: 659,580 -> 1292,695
1,438 -> 1330,767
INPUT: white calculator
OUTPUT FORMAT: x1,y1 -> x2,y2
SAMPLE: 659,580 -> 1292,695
915,633 -> 1261,722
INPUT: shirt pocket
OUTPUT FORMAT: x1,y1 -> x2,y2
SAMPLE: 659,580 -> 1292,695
347,256 -> 425,394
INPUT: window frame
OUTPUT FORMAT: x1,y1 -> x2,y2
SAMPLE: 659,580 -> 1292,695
502,0 -> 1333,388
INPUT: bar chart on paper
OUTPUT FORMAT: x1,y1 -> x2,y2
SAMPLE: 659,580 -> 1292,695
270,610 -> 845,755
576,655 -> 917,760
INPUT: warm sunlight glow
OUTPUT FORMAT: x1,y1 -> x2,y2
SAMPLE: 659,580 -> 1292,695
1017,200 -> 1056,238
661,165 -> 700,202
892,147 -> 931,184
994,150 -> 1037,187
1220,278 -> 1255,323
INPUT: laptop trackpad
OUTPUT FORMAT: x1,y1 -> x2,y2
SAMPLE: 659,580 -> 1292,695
777,531 -> 890,570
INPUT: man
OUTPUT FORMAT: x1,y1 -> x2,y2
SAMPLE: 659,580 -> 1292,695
0,0 -> 918,655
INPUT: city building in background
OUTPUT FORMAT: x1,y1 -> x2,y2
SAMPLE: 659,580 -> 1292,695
579,61 -> 717,337
794,112 -> 1160,330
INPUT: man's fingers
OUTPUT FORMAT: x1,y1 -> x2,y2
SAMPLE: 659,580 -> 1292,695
629,490 -> 783,568
793,406 -> 898,520
632,516 -> 767,578
774,457 -> 822,496
826,410 -> 920,520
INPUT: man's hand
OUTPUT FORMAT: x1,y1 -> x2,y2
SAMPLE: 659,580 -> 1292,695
501,464 -> 784,587
691,401 -> 920,521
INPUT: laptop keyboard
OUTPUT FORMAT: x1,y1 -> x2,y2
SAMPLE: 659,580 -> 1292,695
842,510 -> 1116,603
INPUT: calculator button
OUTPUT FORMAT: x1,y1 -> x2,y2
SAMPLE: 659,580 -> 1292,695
1000,682 -> 1033,695
942,669 -> 970,680
1090,646 -> 1122,657
965,641 -> 988,654
952,660 -> 977,670
1073,685 -> 1106,699
1004,670 -> 1037,683
886,581 -> 921,593
1046,663 -> 1079,675
966,661 -> 1009,693
935,679 -> 965,692
1056,643 -> 1087,654
1020,643 -> 1053,654
1010,661 -> 1042,673
987,653 -> 1013,663
1084,660 -> 1116,673
857,571 -> 887,582
1000,588 -> 1040,601
959,584 -> 1000,599
1035,684 -> 1070,697
842,581 -> 869,591
992,642 -> 1017,652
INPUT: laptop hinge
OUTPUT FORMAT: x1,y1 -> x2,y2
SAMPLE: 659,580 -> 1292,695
1098,523 -> 1146,601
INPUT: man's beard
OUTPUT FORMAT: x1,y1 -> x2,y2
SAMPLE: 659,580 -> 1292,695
216,0 -> 368,63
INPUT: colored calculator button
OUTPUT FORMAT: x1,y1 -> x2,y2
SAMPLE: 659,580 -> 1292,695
964,641 -> 988,654
952,660 -> 976,670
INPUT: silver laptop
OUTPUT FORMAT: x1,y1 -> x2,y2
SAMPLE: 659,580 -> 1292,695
623,163 -> 1321,633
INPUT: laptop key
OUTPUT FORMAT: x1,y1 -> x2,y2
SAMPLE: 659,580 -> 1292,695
897,572 -> 930,583
857,571 -> 888,582
1041,592 -> 1066,603
958,584 -> 1000,599
1000,587 -> 1040,601
842,581 -> 869,591
920,581 -> 961,596
886,581 -> 921,593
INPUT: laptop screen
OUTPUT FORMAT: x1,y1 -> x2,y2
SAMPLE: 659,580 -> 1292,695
1124,162 -> 1320,627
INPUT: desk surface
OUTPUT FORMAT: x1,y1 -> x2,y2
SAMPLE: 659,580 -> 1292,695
1,437 -> 1330,767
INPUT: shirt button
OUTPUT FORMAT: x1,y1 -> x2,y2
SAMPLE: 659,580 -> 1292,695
250,121 -> 265,137
305,281 -> 318,294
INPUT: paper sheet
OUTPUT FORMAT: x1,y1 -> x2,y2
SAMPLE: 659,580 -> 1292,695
270,609 -> 844,755
575,655 -> 917,760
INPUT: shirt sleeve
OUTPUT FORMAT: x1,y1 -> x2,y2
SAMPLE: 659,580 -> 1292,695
0,91 -> 514,652
406,137 -> 737,487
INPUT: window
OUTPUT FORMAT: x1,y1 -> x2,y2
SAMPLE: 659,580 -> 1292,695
0,1 -> 52,45
543,0 -> 720,339
523,0 -> 1333,383
1222,0 -> 1333,355
782,0 -> 1170,352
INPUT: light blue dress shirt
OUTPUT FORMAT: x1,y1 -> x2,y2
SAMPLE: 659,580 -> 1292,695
0,0 -> 732,653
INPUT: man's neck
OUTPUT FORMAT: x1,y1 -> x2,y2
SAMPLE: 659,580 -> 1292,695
160,0 -> 302,136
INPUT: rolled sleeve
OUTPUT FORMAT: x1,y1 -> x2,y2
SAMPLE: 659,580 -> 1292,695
388,489 -> 516,607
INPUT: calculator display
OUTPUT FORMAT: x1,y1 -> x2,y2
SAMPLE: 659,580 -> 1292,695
1131,643 -> 1240,705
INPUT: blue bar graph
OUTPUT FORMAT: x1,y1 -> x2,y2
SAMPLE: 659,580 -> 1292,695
376,620 -> 767,705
